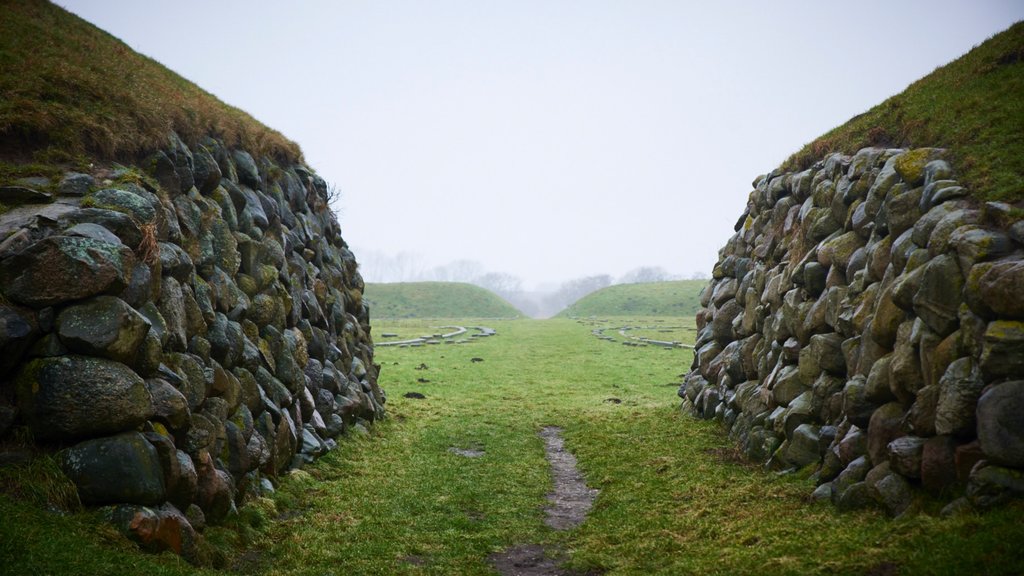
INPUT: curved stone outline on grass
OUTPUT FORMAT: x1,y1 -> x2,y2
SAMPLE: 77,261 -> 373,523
586,321 -> 694,350
375,325 -> 497,347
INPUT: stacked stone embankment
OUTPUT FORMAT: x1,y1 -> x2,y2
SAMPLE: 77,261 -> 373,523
0,133 -> 384,560
680,147 -> 1024,515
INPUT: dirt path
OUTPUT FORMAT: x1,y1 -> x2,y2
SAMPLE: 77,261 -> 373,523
489,427 -> 599,576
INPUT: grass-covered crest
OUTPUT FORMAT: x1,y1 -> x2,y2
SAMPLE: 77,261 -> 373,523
0,0 -> 301,165
783,21 -> 1024,202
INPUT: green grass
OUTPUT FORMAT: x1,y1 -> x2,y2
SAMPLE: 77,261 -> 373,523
365,282 -> 523,319
264,318 -> 1022,575
0,0 -> 300,166
782,21 -> 1024,202
3,317 -> 1022,574
558,280 -> 708,318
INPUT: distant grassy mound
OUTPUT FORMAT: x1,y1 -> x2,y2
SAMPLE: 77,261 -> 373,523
559,280 -> 707,317
365,282 -> 523,318
783,21 -> 1024,202
0,0 -> 300,166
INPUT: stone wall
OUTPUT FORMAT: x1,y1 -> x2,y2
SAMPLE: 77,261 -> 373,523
680,147 -> 1024,515
0,132 -> 384,560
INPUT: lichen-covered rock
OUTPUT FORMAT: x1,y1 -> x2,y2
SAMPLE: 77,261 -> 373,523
56,296 -> 151,366
14,356 -> 153,442
977,380 -> 1024,467
934,358 -> 984,437
979,321 -> 1024,380
975,260 -> 1024,319
59,432 -> 166,505
0,235 -> 135,307
912,254 -> 963,336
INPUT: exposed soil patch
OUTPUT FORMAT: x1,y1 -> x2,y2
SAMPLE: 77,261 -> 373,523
448,446 -> 485,458
540,426 -> 598,531
490,427 -> 600,576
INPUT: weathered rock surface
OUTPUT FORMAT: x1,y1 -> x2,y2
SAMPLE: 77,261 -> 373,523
0,132 -> 383,564
681,147 -> 1024,513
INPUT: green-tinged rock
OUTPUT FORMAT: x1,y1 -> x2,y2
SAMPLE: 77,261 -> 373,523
146,378 -> 191,432
912,254 -> 962,337
56,296 -> 151,365
934,358 -> 984,437
977,380 -> 1024,467
976,260 -> 1024,319
818,231 -> 865,270
59,431 -> 165,505
0,236 -> 135,307
950,226 -> 1014,273
893,148 -> 944,186
90,188 -> 156,222
967,463 -> 1024,510
14,355 -> 152,442
885,187 -> 924,239
980,321 -> 1024,380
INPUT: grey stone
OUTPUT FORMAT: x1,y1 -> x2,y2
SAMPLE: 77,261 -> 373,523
0,235 -> 135,307
59,432 -> 165,505
14,355 -> 152,442
887,436 -> 926,479
979,321 -> 1024,380
934,358 -> 984,437
59,172 -> 95,196
966,463 -> 1024,510
977,380 -> 1024,467
874,473 -> 914,517
56,296 -> 151,366
912,254 -> 962,337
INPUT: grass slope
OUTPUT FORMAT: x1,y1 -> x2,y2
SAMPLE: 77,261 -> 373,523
783,21 -> 1024,202
364,282 -> 523,319
559,280 -> 707,317
0,0 -> 300,165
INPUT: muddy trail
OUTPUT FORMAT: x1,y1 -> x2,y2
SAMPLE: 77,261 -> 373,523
489,426 -> 599,576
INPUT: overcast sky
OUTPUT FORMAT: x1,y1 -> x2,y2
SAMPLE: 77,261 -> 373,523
59,1 -> 1024,289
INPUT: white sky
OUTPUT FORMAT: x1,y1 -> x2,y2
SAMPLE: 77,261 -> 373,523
59,1 -> 1024,289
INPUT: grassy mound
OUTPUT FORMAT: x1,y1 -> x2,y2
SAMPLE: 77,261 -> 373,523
558,280 -> 707,317
782,21 -> 1024,202
0,0 -> 300,166
364,282 -> 523,319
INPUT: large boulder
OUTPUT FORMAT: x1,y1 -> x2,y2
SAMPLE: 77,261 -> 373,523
0,236 -> 135,307
56,296 -> 151,365
107,503 -> 200,563
934,358 -> 984,437
974,260 -> 1024,319
979,321 -> 1024,380
912,254 -> 963,337
977,380 -> 1024,467
14,356 -> 153,442
59,432 -> 166,505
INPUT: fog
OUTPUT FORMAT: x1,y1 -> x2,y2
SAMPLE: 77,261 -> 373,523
59,1 -> 1024,289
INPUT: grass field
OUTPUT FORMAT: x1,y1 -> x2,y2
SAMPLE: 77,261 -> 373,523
3,317 -> 1023,574
365,282 -> 523,319
559,280 -> 707,318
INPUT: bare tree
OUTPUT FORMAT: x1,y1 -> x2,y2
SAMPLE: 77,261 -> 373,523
618,266 -> 673,284
474,272 -> 523,298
